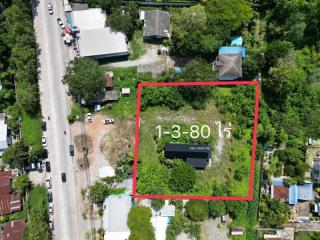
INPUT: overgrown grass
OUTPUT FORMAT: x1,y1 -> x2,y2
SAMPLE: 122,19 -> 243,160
21,111 -> 42,151
128,30 -> 144,60
68,101 -> 85,122
27,185 -> 48,212
295,232 -> 320,240
0,209 -> 27,223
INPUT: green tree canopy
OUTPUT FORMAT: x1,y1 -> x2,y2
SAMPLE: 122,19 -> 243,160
13,175 -> 31,196
128,206 -> 155,240
185,200 -> 209,222
63,57 -> 105,104
168,160 -> 196,193
16,81 -> 39,114
151,199 -> 165,211
2,141 -> 29,169
204,0 -> 253,39
208,201 -> 226,218
89,181 -> 109,204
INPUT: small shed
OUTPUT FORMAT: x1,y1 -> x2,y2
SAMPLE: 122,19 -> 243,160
105,72 -> 113,90
121,88 -> 130,96
230,227 -> 244,236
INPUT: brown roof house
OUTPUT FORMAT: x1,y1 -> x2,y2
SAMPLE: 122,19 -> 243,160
141,10 -> 170,42
0,220 -> 26,240
0,171 -> 22,216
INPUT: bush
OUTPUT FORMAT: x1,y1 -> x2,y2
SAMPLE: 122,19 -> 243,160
168,160 -> 196,193
185,200 -> 209,222
151,199 -> 165,211
128,206 -> 155,240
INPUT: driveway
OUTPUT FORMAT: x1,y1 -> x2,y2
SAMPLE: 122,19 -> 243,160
33,0 -> 84,238
202,218 -> 230,240
105,44 -> 166,68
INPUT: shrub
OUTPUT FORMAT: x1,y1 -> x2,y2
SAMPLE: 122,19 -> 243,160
185,200 -> 209,222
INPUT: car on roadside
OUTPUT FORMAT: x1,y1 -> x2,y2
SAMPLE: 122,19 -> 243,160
71,26 -> 80,33
220,215 -> 226,224
56,17 -> 65,29
61,172 -> 66,182
87,113 -> 92,123
45,161 -> 51,172
42,136 -> 47,147
49,219 -> 54,230
102,119 -> 114,125
48,203 -> 54,214
48,3 -> 53,15
69,145 -> 74,156
47,191 -> 53,202
46,177 -> 52,189
42,121 -> 47,131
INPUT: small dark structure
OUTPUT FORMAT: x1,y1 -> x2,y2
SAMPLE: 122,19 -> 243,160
105,72 -> 113,90
142,10 -> 170,41
164,144 -> 211,169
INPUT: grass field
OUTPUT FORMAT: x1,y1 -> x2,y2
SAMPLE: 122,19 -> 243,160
295,232 -> 320,240
137,86 -> 254,196
21,111 -> 43,151
128,31 -> 144,60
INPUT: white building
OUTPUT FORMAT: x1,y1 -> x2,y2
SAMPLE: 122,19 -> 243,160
72,8 -> 129,59
0,114 -> 9,156
103,195 -> 132,240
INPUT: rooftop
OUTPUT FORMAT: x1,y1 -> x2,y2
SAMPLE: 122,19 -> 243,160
0,115 -> 8,152
215,54 -> 242,80
143,10 -> 170,38
0,220 -> 26,240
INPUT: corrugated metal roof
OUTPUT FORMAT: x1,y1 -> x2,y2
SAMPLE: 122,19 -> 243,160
143,10 -> 170,38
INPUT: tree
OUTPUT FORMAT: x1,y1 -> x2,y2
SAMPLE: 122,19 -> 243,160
185,200 -> 209,222
264,40 -> 293,69
107,8 -> 135,39
63,57 -> 105,104
13,175 -> 31,196
89,181 -> 109,204
16,81 -> 38,114
208,201 -> 226,218
151,199 -> 165,211
204,0 -> 253,39
128,206 -> 155,240
168,160 -> 196,193
2,141 -> 29,169
171,5 -> 221,56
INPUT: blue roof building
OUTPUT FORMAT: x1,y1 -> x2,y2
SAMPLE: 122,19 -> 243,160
231,36 -> 243,47
289,183 -> 313,205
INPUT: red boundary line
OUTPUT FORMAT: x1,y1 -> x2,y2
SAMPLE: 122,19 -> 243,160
132,80 -> 260,201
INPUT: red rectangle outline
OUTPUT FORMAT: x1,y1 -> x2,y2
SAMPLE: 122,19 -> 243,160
132,80 -> 260,201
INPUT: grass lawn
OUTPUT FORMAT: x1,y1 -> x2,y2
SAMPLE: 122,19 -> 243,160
27,185 -> 48,212
0,209 -> 27,224
128,30 -> 144,60
295,232 -> 320,240
21,111 -> 42,151
69,101 -> 85,122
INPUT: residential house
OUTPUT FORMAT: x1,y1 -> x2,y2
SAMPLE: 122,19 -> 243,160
263,227 -> 294,240
0,171 -> 22,216
141,10 -> 170,42
0,220 -> 26,240
214,46 -> 246,80
271,178 -> 289,202
103,195 -> 132,240
0,114 -> 10,156
311,156 -> 320,183
164,144 -> 211,169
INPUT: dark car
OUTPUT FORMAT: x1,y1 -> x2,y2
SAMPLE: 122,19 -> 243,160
61,172 -> 66,182
42,121 -> 47,131
47,191 -> 53,202
45,161 -> 51,172
69,145 -> 74,156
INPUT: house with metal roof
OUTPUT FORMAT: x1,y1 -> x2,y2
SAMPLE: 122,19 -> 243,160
141,10 -> 170,41
164,144 -> 211,169
0,220 -> 26,240
103,195 -> 132,240
72,8 -> 129,59
214,46 -> 246,80
288,183 -> 313,205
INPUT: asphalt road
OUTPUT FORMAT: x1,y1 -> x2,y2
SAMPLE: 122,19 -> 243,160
33,0 -> 81,239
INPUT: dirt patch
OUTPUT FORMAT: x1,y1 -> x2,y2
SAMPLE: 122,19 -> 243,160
74,134 -> 93,170
100,118 -> 135,167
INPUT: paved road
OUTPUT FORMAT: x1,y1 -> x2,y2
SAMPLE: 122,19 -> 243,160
33,0 -> 82,239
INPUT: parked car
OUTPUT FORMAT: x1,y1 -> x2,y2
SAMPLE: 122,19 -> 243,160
37,161 -> 42,172
71,26 -> 80,33
42,136 -> 47,147
61,172 -> 66,182
46,177 -> 52,189
47,191 -> 53,202
56,17 -> 65,29
102,119 -> 114,125
69,145 -> 74,156
42,121 -> 47,131
48,3 -> 53,15
87,113 -> 92,123
48,203 -> 54,214
220,215 -> 226,224
49,219 -> 54,230
45,161 -> 51,172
